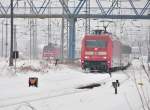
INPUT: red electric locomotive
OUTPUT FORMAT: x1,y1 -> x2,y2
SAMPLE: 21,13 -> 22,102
81,30 -> 131,72
43,43 -> 60,59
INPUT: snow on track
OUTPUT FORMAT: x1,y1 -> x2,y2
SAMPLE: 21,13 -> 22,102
0,59 -> 150,110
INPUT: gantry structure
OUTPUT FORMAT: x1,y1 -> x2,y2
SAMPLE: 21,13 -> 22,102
0,0 -> 150,59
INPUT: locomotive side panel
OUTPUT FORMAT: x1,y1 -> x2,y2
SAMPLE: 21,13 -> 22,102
112,41 -> 131,68
120,45 -> 132,66
112,40 -> 122,68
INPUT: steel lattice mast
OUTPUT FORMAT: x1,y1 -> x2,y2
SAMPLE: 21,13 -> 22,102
0,0 -> 150,60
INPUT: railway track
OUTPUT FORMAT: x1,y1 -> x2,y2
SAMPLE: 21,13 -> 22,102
0,77 -> 109,109
0,88 -> 89,109
0,64 -> 133,109
0,76 -> 132,109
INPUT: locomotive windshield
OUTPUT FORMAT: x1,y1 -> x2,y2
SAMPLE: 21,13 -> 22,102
85,40 -> 107,48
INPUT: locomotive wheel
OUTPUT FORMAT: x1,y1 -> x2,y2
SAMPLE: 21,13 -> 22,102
106,68 -> 109,73
35,82 -> 38,87
82,67 -> 88,73
106,66 -> 110,73
82,64 -> 86,70
89,68 -> 94,73
106,68 -> 112,77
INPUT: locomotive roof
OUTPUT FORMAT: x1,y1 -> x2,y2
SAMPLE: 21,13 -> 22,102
43,42 -> 60,51
91,29 -> 112,35
83,34 -> 112,40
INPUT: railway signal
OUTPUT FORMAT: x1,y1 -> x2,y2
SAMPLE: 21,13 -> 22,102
29,77 -> 38,87
112,80 -> 120,94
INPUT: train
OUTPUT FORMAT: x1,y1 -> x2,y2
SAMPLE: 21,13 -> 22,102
42,43 -> 60,59
80,30 -> 131,72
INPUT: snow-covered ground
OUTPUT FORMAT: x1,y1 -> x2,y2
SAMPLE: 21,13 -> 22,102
0,0 -> 150,110
0,58 -> 150,110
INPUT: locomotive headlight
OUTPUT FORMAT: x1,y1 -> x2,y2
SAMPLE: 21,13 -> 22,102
81,60 -> 84,63
97,51 -> 107,55
85,51 -> 94,55
84,56 -> 89,59
103,56 -> 107,59
94,48 -> 98,51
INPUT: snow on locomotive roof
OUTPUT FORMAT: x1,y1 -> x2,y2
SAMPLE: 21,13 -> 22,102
91,30 -> 112,35
43,43 -> 59,50
89,30 -> 131,50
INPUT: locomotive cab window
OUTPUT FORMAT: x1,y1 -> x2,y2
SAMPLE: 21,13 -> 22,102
85,40 -> 107,48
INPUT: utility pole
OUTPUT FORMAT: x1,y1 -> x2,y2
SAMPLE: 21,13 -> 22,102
148,26 -> 150,63
29,19 -> 32,60
48,1 -> 51,45
1,21 -> 4,57
9,0 -> 14,66
29,0 -> 33,60
61,4 -> 64,61
61,0 -> 69,61
5,21 -> 8,58
85,0 -> 90,34
33,19 -> 37,59
13,25 -> 17,51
